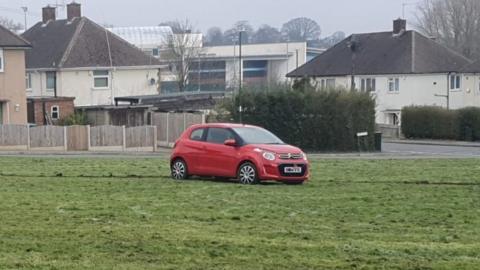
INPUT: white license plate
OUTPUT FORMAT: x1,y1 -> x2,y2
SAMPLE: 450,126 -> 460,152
284,167 -> 302,173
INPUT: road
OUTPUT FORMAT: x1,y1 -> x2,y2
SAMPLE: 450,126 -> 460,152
0,143 -> 479,159
383,142 -> 480,158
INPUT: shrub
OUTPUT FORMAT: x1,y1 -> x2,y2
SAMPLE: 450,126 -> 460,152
216,85 -> 376,152
402,106 -> 480,141
457,107 -> 480,141
402,106 -> 458,140
58,112 -> 90,126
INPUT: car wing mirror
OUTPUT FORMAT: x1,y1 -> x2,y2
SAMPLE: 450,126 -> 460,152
224,139 -> 237,146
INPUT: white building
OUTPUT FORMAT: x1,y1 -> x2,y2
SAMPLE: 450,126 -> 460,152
162,42 -> 309,92
107,26 -> 204,59
109,26 -> 322,93
22,3 -> 163,107
288,19 -> 473,125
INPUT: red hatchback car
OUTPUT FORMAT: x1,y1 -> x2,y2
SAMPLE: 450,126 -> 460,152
170,123 -> 309,184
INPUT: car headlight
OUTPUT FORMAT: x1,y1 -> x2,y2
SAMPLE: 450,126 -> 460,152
262,151 -> 276,161
302,153 -> 308,161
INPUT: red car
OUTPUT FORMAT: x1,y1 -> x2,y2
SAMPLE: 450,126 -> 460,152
170,123 -> 309,184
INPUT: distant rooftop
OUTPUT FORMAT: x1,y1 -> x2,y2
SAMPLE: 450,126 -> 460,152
107,26 -> 173,48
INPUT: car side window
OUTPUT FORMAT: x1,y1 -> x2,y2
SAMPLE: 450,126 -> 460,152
206,128 -> 234,144
190,128 -> 205,141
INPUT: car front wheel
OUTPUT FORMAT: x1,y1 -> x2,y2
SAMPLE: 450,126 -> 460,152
171,159 -> 188,180
237,162 -> 259,185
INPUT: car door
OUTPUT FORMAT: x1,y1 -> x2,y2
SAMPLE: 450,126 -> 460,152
203,128 -> 239,177
181,127 -> 208,175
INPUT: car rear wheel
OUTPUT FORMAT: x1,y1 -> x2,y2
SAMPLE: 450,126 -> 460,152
171,159 -> 188,180
237,162 -> 259,185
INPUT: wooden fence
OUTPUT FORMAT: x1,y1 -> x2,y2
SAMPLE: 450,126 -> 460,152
152,112 -> 205,146
0,125 -> 157,152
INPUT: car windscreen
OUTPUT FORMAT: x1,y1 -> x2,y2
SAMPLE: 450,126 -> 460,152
232,127 -> 284,145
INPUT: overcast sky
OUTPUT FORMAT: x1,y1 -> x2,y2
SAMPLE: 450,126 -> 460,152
1,0 -> 421,36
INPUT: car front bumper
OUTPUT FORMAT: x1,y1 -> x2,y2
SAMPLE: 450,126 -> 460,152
258,161 -> 309,182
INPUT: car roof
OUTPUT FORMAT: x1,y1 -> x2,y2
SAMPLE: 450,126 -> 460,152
189,123 -> 260,129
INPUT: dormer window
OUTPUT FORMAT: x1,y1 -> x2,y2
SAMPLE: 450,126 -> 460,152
449,74 -> 461,91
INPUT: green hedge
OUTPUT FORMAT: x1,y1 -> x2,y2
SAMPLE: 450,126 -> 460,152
402,106 -> 480,141
216,86 -> 376,152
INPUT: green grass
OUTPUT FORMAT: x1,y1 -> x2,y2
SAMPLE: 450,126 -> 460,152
0,157 -> 480,269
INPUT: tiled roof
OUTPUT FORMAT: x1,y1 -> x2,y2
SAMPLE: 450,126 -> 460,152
288,30 -> 471,77
22,17 -> 162,69
0,24 -> 31,48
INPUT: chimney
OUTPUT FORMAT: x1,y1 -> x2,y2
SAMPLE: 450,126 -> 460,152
393,18 -> 407,35
42,6 -> 56,24
67,2 -> 81,21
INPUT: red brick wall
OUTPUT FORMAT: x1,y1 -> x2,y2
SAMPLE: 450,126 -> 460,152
30,99 -> 75,125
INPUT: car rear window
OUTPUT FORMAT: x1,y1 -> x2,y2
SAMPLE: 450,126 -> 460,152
190,128 -> 205,141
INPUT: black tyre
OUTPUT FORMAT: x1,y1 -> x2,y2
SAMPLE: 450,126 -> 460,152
171,159 -> 188,180
237,162 -> 259,185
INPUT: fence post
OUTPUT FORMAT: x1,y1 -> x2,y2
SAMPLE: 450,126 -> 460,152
87,125 -> 91,151
153,126 -> 157,152
122,125 -> 126,151
202,113 -> 206,124
183,112 -> 187,130
166,112 -> 170,146
26,124 -> 31,151
63,126 -> 68,152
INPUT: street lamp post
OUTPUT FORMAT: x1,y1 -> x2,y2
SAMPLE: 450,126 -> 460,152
238,30 -> 244,123
21,6 -> 28,31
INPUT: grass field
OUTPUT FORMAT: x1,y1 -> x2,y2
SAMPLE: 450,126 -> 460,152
1,157 -> 480,269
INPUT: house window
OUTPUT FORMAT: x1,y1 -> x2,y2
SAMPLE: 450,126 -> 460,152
93,70 -> 109,88
51,105 -> 59,120
320,79 -> 335,89
0,48 -> 4,72
26,72 -> 32,90
326,79 -> 335,88
361,78 -> 376,92
152,48 -> 159,57
388,78 -> 400,92
46,71 -> 56,91
449,74 -> 461,91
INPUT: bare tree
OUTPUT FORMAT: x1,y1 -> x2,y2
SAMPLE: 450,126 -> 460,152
159,21 -> 186,34
415,0 -> 480,58
162,20 -> 204,92
223,20 -> 254,44
0,17 -> 23,33
281,17 -> 321,42
205,27 -> 224,45
252,24 -> 282,44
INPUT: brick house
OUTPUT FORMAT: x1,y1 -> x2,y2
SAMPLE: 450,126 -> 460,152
27,96 -> 75,125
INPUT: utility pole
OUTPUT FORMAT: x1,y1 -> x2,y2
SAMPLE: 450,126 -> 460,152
21,6 -> 28,31
348,35 -> 357,91
296,49 -> 299,69
238,30 -> 243,123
